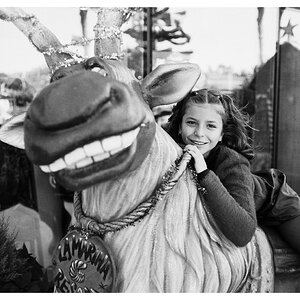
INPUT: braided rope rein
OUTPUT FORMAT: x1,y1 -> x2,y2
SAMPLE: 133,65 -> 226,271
73,153 -> 191,236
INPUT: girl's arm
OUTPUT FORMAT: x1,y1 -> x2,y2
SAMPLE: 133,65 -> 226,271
197,148 -> 257,247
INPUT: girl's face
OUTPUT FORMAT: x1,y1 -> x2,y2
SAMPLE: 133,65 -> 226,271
180,102 -> 224,158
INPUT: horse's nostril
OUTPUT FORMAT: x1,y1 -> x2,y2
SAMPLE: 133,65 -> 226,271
109,88 -> 120,103
98,98 -> 113,114
25,114 -> 31,121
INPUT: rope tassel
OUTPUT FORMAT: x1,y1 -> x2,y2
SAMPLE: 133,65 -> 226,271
73,153 -> 192,235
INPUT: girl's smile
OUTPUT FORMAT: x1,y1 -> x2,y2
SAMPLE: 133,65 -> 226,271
180,102 -> 224,157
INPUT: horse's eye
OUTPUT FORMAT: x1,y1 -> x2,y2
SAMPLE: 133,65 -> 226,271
50,72 -> 66,83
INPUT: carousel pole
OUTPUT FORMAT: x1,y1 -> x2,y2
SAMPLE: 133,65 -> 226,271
79,7 -> 89,57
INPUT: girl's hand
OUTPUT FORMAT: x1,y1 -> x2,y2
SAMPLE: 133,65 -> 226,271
183,145 -> 207,173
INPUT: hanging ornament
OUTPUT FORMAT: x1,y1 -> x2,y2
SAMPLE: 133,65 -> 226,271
280,19 -> 297,40
52,227 -> 116,293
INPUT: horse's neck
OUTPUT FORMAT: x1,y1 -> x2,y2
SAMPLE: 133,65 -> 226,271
82,126 -> 181,222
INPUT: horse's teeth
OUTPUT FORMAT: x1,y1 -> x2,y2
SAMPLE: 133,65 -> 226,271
67,164 -> 76,170
64,148 -> 86,165
39,126 -> 141,172
122,128 -> 139,148
93,152 -> 110,162
83,140 -> 103,156
102,135 -> 122,152
49,158 -> 67,172
76,157 -> 94,168
110,147 -> 123,156
40,165 -> 51,173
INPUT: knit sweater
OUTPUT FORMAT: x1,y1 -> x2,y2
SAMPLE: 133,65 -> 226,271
197,144 -> 258,247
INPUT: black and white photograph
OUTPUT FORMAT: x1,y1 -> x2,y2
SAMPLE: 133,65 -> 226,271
0,1 -> 299,294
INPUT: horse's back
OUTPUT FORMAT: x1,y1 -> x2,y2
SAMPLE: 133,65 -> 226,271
261,225 -> 300,292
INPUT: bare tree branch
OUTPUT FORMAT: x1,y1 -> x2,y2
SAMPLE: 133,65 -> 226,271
0,7 -> 83,72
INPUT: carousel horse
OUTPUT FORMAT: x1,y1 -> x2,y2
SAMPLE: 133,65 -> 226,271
23,57 -> 274,292
1,7 -> 299,293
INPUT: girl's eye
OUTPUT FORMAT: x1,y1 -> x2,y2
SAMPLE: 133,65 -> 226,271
186,120 -> 196,126
207,124 -> 217,129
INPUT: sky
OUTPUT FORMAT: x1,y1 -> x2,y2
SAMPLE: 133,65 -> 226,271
0,1 -> 299,75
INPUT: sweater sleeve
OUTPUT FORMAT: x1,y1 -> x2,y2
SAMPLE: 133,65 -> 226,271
197,147 -> 257,247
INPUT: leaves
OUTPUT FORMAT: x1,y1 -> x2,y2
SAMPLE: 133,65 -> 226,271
0,217 -> 53,292
0,216 -> 26,283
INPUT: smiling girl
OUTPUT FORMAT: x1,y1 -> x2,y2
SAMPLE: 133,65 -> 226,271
166,88 -> 300,253
166,89 -> 257,247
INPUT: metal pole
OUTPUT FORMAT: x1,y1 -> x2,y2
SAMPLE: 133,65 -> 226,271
144,7 -> 153,77
272,7 -> 284,168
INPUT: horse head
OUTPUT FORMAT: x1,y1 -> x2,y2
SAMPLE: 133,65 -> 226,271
24,56 -> 201,191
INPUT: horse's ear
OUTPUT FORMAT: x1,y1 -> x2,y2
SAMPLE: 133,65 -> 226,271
141,63 -> 201,109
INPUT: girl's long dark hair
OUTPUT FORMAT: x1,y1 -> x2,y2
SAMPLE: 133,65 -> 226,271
166,89 -> 254,160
